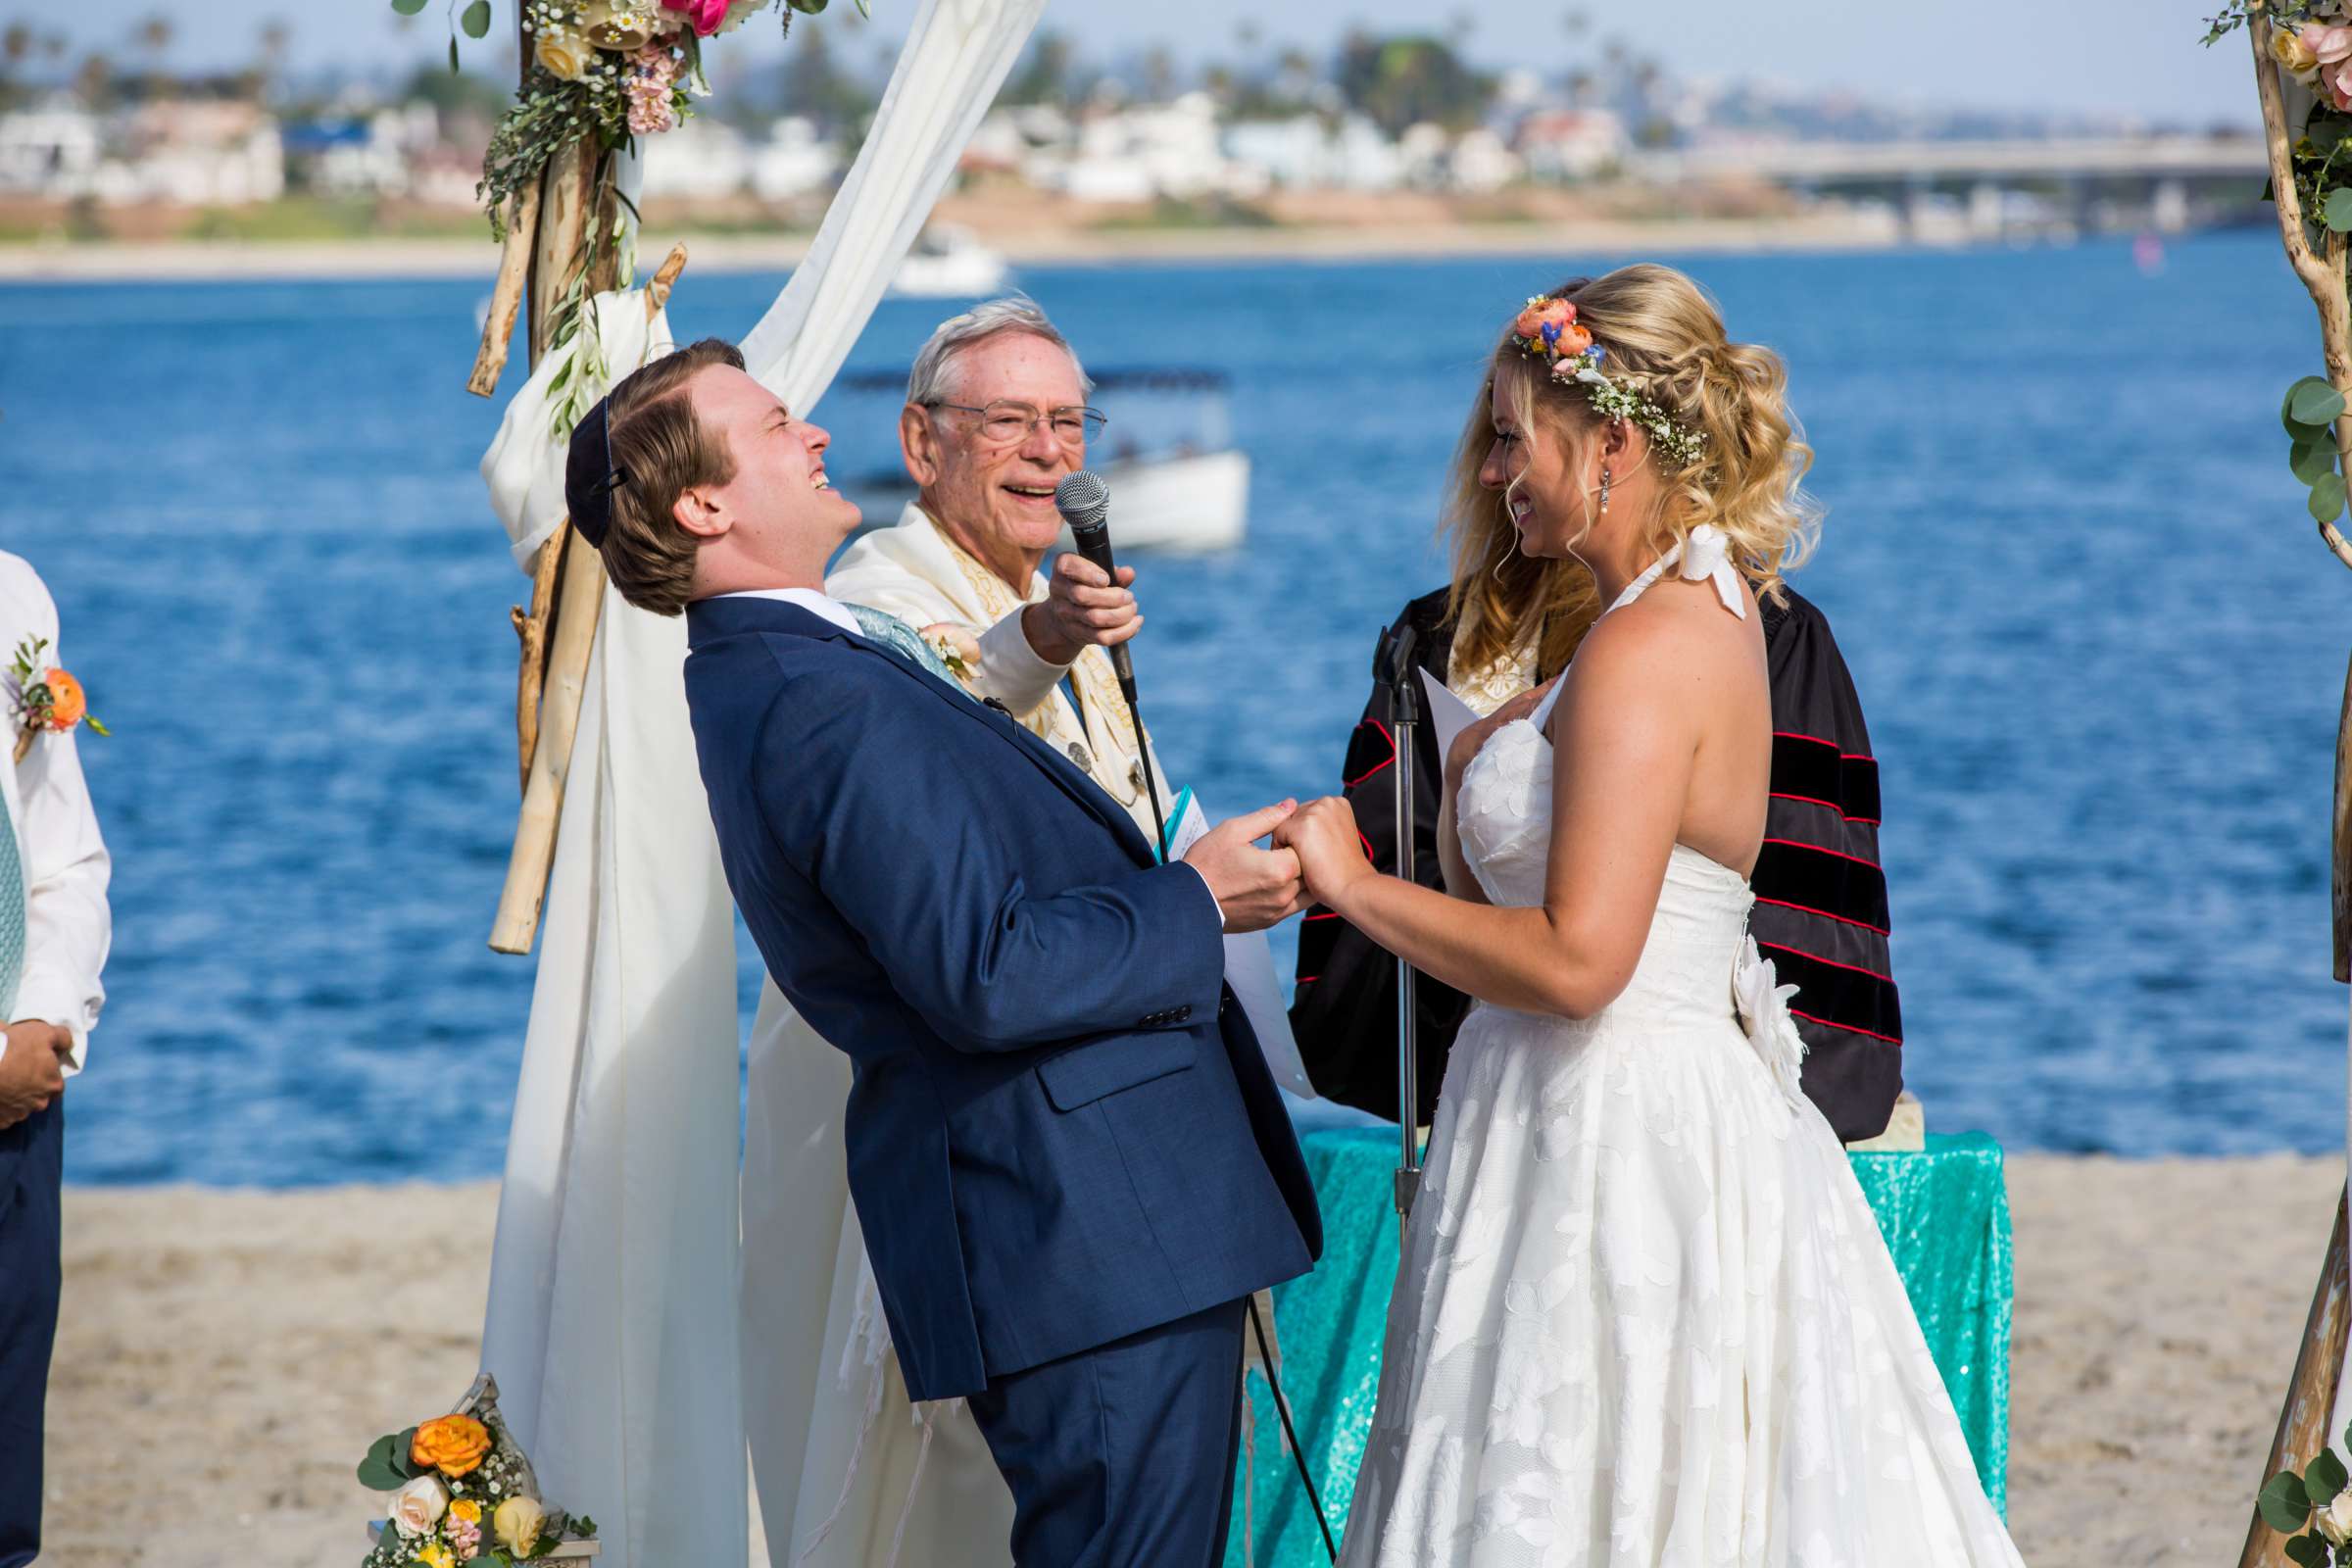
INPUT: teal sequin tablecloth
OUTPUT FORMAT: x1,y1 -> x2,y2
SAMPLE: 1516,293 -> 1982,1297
1224,1126 -> 2013,1564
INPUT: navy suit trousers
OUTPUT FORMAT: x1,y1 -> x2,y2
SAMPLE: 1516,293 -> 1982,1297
965,1296 -> 1247,1568
0,1101 -> 61,1568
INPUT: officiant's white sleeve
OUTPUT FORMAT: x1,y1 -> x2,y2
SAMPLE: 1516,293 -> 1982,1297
972,606 -> 1080,719
0,556 -> 110,1075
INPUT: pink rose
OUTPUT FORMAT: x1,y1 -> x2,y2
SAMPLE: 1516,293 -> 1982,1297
661,0 -> 728,35
2309,24 -> 2352,66
2332,56 -> 2352,111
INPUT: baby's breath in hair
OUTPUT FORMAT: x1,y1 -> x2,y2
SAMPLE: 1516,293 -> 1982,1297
1507,295 -> 1707,468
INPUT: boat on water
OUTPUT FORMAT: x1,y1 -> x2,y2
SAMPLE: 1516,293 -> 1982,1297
828,366 -> 1249,554
888,224 -> 1013,299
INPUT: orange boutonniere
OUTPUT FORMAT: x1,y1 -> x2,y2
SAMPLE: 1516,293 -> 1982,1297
9,637 -> 108,764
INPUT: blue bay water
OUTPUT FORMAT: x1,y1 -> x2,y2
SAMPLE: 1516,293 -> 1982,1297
2,230 -> 2343,1184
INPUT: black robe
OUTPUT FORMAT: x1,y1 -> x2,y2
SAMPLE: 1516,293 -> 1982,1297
1289,585 -> 1903,1144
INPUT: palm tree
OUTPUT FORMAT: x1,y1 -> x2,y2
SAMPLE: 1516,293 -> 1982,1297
136,13 -> 173,99
252,20 -> 291,103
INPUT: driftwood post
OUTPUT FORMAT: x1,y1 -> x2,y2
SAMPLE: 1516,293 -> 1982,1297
2241,13 -> 2352,1561
488,243 -> 690,956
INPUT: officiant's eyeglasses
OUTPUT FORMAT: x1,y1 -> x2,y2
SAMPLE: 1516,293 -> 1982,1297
923,400 -> 1107,450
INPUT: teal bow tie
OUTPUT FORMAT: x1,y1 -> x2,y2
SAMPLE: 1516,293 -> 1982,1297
845,604 -> 961,688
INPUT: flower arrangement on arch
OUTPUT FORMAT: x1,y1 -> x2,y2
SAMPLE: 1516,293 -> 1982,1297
358,1402 -> 596,1567
2204,4 -> 2352,542
383,0 -> 866,239
2256,1423 -> 2352,1566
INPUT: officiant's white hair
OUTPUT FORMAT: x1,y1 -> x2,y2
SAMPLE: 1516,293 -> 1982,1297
906,296 -> 1094,407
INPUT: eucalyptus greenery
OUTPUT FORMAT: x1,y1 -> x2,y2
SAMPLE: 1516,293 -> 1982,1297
2201,6 -> 2352,530
2258,1420 -> 2352,1565
2204,1 -> 2324,47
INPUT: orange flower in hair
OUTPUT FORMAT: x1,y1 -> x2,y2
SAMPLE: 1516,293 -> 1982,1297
1511,297 -> 1579,346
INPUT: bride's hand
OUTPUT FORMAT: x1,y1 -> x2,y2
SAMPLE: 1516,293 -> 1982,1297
1273,797 -> 1374,906
1445,676 -> 1560,791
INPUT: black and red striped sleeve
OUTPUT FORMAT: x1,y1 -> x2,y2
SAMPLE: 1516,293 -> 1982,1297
1753,589 -> 1905,1143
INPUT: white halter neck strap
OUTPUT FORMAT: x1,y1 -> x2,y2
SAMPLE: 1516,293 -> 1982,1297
1605,523 -> 1747,620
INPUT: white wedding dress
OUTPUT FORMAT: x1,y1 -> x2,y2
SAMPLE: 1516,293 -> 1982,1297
1338,539 -> 2025,1567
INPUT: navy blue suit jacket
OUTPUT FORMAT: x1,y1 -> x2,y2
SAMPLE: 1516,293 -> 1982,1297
685,596 -> 1322,1401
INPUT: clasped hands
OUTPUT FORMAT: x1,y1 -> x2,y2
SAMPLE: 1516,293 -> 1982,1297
1248,675 -> 1566,918
0,1020 -> 72,1130
977,563 -> 1550,926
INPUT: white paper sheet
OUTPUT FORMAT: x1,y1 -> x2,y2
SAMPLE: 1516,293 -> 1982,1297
1418,665 -> 1478,769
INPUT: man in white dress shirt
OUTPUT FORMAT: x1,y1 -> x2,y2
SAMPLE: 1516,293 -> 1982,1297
827,297 -> 1164,839
0,552 -> 110,1568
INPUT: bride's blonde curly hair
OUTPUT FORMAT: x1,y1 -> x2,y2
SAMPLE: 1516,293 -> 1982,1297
1446,263 -> 1820,679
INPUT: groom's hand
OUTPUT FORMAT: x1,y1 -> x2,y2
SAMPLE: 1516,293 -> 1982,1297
1184,800 -> 1309,933
0,1020 -> 70,1129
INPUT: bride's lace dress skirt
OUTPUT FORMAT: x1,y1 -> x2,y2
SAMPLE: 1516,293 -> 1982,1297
1340,703 -> 2024,1566
1344,994 -> 2016,1566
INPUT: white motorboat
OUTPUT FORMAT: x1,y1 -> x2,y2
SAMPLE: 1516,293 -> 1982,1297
888,224 -> 1013,298
829,366 -> 1250,555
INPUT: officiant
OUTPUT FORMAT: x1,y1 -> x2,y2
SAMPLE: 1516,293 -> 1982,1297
828,297 -> 1168,836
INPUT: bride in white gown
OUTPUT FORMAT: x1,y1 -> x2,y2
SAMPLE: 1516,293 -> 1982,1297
1275,265 -> 2024,1566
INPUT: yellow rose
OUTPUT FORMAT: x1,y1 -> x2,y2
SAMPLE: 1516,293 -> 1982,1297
416,1544 -> 456,1568
494,1495 -> 547,1557
447,1498 -> 482,1526
2278,24 -> 2324,77
534,24 -> 592,81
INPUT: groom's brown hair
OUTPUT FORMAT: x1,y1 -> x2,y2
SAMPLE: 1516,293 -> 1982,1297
591,337 -> 745,617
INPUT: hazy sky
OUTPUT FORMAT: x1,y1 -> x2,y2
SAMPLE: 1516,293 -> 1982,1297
49,1 -> 2264,128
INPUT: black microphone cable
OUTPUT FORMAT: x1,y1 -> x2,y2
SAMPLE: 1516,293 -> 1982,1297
1054,469 -> 1340,1562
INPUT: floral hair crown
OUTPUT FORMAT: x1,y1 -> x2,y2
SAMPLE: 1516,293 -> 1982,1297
1508,297 -> 1708,468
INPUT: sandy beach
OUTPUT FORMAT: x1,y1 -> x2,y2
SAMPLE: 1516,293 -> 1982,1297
27,1153 -> 2338,1566
0,211 -> 1905,284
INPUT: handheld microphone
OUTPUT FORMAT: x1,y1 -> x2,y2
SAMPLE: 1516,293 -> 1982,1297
1053,468 -> 1168,856
1053,470 -> 1139,709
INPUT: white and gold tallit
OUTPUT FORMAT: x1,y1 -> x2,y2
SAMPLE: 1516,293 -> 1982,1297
827,504 -> 1167,839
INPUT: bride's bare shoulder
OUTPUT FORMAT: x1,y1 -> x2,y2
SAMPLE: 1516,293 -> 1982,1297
1558,581 -> 1760,724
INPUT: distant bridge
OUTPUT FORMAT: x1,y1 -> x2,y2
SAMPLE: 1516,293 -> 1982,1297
1625,134 -> 2270,236
1628,135 -> 2269,188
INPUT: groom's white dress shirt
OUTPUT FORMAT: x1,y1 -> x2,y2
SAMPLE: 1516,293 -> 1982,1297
712,585 -> 863,635
0,553 -> 110,1074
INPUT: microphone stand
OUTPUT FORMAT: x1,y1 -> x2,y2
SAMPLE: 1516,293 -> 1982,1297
1378,623 -> 1423,1243
1102,576 -> 1339,1563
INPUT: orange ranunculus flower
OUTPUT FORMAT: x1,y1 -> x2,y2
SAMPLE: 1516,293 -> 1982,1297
40,669 -> 82,730
1511,297 -> 1579,347
411,1414 -> 494,1477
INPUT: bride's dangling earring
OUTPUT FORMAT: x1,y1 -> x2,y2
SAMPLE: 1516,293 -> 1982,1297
1597,466 -> 1612,516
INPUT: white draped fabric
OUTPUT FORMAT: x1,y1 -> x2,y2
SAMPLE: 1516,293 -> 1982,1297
477,5 -> 1044,1565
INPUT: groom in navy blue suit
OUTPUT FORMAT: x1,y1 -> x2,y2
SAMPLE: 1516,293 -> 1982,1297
565,340 -> 1322,1566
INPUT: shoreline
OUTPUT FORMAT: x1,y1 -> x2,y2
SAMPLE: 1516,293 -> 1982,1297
0,213 -> 1929,284
34,1152 -> 2345,1566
